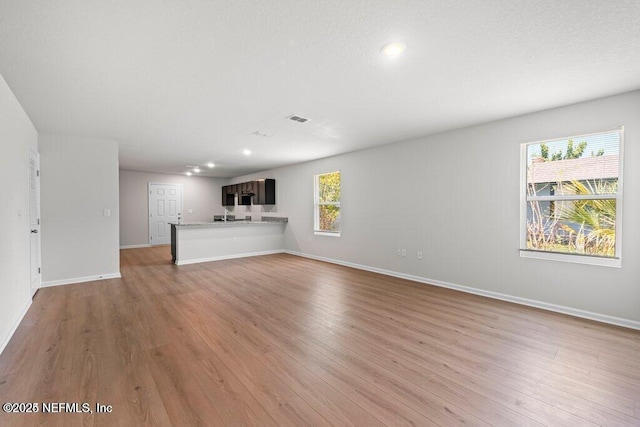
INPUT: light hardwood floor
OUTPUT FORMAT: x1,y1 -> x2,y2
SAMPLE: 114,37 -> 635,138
1,246 -> 639,426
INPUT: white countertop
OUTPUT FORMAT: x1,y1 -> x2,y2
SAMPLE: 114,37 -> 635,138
171,220 -> 286,228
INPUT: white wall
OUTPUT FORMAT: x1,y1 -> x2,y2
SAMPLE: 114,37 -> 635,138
119,170 -> 228,247
234,90 -> 640,325
39,134 -> 120,285
0,74 -> 38,354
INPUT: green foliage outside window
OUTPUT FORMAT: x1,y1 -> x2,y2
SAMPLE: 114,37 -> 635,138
527,180 -> 617,256
538,139 -> 588,161
526,137 -> 618,257
316,171 -> 340,233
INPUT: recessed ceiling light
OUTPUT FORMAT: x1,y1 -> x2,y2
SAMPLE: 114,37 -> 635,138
193,167 -> 201,173
207,162 -> 215,168
242,149 -> 252,155
186,172 -> 192,176
381,42 -> 406,56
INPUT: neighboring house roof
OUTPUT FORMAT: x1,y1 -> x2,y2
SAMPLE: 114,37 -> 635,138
529,155 -> 619,183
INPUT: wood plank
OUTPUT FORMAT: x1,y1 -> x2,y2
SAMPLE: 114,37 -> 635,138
147,344 -> 225,426
191,268 -> 597,426
175,291 -> 443,426
191,254 -> 640,424
0,247 -> 638,426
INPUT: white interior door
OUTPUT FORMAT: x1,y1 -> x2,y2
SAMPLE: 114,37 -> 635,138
149,183 -> 182,245
29,148 -> 41,297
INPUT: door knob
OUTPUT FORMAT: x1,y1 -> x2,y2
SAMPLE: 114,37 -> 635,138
31,229 -> 38,233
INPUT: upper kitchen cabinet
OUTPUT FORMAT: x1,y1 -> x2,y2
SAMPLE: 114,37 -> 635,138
255,179 -> 276,205
221,179 -> 275,206
222,185 -> 236,206
238,181 -> 255,195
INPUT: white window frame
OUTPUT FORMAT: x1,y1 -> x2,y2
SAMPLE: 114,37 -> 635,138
519,127 -> 624,268
314,171 -> 341,237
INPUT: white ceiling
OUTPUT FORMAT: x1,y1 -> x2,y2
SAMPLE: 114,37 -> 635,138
1,1 -> 639,178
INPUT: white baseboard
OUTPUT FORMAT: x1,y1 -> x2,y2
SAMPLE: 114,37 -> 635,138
41,272 -> 122,288
285,250 -> 640,331
176,250 -> 284,265
0,299 -> 32,356
120,244 -> 151,249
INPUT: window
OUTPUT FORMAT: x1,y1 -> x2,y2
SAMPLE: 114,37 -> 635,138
314,171 -> 341,236
520,128 -> 623,267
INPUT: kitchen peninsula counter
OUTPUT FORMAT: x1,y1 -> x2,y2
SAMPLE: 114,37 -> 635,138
170,218 -> 287,265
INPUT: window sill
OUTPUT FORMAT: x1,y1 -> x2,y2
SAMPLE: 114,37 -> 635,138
520,249 -> 621,268
314,231 -> 341,237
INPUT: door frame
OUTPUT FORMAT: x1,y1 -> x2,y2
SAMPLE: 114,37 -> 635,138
29,147 -> 41,297
148,182 -> 183,246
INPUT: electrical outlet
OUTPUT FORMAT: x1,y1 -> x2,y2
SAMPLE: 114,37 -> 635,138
401,248 -> 407,257
417,251 -> 423,260
397,248 -> 401,256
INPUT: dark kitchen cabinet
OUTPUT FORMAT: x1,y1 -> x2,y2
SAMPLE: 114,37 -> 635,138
255,179 -> 276,205
238,181 -> 255,195
222,185 -> 235,206
221,180 -> 275,206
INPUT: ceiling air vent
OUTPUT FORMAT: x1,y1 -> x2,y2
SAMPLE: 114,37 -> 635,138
287,114 -> 311,123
